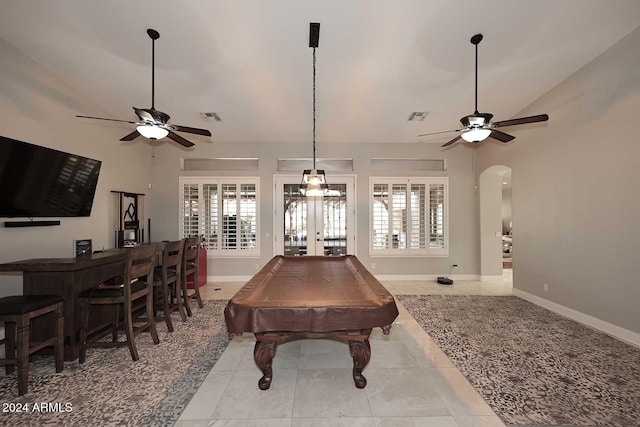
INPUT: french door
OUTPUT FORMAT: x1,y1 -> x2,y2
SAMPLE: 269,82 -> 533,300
274,175 -> 355,256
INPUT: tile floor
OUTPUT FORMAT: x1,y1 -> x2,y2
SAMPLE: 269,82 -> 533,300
175,270 -> 513,427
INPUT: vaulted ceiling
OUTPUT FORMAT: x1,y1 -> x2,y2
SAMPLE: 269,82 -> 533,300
2,1 -> 640,144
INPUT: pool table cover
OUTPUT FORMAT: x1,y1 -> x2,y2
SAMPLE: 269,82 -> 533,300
224,255 -> 399,334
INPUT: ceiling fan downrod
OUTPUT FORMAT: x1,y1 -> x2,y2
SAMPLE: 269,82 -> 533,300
471,33 -> 483,115
147,29 -> 160,109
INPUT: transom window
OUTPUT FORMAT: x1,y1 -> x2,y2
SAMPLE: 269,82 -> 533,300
180,177 -> 259,257
370,177 -> 448,256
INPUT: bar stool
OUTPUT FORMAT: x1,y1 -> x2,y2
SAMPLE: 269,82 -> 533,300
0,295 -> 64,396
147,239 -> 186,332
78,244 -> 160,363
181,237 -> 204,317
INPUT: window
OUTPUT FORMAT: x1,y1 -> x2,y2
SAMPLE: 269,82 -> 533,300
370,177 -> 448,256
180,177 -> 259,256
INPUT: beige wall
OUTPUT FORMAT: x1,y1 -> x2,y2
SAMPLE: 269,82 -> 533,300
477,26 -> 640,334
0,37 -> 152,296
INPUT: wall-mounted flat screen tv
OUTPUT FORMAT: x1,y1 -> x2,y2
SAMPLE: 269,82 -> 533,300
0,135 -> 102,217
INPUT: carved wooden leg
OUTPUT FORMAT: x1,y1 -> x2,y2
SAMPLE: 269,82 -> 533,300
254,339 -> 277,390
349,339 -> 371,389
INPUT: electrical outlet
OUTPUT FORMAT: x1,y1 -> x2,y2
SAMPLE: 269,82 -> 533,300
371,263 -> 376,270
543,283 -> 549,292
255,264 -> 259,270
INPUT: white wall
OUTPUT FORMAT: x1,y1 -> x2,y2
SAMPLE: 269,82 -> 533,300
477,26 -> 640,334
0,37 -> 152,296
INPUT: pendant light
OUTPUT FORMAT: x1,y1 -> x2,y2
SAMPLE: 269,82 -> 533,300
300,22 -> 328,197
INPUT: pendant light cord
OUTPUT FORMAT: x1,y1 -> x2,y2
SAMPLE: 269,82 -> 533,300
312,47 -> 317,170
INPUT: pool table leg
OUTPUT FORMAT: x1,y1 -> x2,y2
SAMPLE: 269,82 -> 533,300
349,338 -> 371,389
254,338 -> 278,390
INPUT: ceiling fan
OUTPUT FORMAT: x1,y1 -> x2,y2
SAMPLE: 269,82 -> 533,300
419,34 -> 549,148
76,29 -> 211,148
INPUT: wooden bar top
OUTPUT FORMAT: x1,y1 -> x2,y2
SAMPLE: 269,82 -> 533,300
0,249 -> 128,273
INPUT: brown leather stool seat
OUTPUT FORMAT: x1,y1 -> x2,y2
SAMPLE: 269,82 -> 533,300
0,295 -> 64,396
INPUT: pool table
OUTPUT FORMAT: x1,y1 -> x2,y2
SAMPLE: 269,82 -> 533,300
224,255 -> 399,389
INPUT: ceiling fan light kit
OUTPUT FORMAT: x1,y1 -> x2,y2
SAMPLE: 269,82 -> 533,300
76,29 -> 212,148
300,22 -> 328,197
418,33 -> 549,147
461,128 -> 491,142
136,125 -> 168,140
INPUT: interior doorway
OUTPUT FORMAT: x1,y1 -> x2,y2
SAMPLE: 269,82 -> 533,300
274,175 -> 355,256
501,169 -> 513,271
479,165 -> 512,280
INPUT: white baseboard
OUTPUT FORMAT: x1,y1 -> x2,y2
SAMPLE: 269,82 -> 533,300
513,289 -> 640,348
208,275 -> 252,283
391,274 -> 479,281
208,274 -> 482,283
480,274 -> 504,282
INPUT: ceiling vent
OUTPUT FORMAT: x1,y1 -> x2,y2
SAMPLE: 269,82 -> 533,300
200,112 -> 222,122
407,112 -> 428,121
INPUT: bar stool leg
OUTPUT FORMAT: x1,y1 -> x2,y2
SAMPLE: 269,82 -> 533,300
123,300 -> 139,361
193,282 -> 204,309
54,302 -> 64,373
17,317 -> 29,396
146,291 -> 160,345
78,298 -> 90,364
182,277 -> 193,317
174,282 -> 187,322
5,321 -> 16,375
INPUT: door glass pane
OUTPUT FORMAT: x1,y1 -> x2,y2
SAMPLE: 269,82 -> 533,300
283,184 -> 307,256
323,184 -> 347,256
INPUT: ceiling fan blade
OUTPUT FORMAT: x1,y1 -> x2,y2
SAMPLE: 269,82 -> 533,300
166,131 -> 195,148
489,129 -> 515,143
441,135 -> 462,147
171,124 -> 212,137
76,115 -> 137,125
492,114 -> 549,128
120,130 -> 141,141
418,129 -> 461,137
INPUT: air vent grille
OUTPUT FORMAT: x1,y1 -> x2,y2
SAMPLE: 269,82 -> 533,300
200,112 -> 222,121
407,112 -> 428,121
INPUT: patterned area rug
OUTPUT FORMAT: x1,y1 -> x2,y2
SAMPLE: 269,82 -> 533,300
396,295 -> 640,427
0,300 -> 230,426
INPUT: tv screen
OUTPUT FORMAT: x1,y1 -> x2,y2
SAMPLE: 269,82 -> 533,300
0,136 -> 102,217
